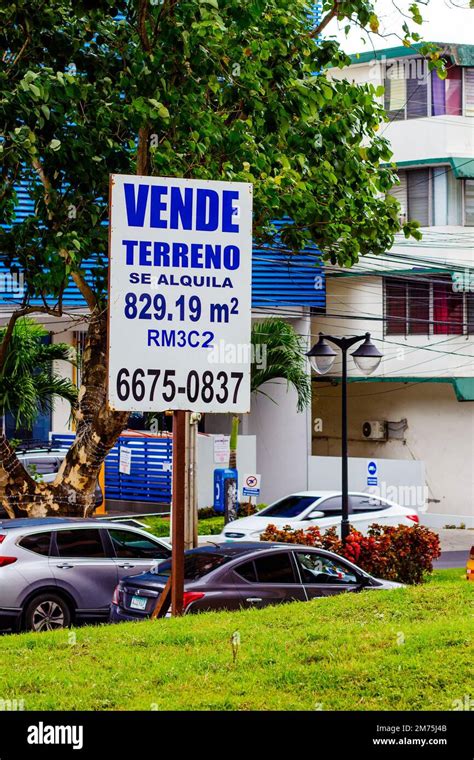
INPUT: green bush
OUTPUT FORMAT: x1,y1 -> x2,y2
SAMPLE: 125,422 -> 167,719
260,523 -> 441,584
198,507 -> 219,519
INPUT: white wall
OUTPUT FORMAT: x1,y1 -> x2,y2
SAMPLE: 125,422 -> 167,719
196,434 -> 256,509
308,455 -> 426,510
204,312 -> 313,505
385,118 -> 473,164
244,378 -> 310,504
244,313 -> 312,504
204,388 -> 311,506
311,380 -> 474,518
51,329 -> 76,434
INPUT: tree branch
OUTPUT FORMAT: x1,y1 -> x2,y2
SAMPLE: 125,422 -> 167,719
31,156 -> 53,219
310,3 -> 341,38
137,125 -> 151,175
5,22 -> 30,73
137,0 -> 152,52
70,269 -> 99,312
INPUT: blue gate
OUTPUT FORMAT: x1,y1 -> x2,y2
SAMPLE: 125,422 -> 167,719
51,433 -> 173,505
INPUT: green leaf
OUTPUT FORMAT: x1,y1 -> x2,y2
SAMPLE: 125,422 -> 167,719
369,14 -> 379,33
48,139 -> 61,151
28,83 -> 41,98
149,99 -> 170,119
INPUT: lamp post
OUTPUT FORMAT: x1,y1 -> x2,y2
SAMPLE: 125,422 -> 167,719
306,333 -> 383,542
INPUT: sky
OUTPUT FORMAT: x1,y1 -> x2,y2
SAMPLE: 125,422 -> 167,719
327,0 -> 474,54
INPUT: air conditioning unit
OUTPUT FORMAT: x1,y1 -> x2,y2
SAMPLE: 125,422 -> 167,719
362,420 -> 387,441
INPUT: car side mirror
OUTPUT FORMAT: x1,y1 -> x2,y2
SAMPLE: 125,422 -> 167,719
306,510 -> 325,520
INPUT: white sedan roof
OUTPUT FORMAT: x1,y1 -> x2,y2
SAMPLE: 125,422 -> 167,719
283,491 -> 377,498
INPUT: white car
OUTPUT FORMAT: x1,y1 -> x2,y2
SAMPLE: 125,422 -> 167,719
221,491 -> 419,541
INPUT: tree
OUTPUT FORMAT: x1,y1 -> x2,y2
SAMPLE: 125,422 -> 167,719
0,0 -> 438,516
0,319 -> 77,435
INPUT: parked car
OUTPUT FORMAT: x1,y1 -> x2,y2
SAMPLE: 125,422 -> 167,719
0,517 -> 171,632
221,491 -> 419,541
109,542 -> 403,622
0,446 -> 103,519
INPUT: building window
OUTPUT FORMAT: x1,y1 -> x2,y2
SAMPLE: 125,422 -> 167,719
385,277 -> 474,336
431,65 -> 462,116
432,281 -> 464,335
384,58 -> 428,120
385,279 -> 430,335
406,168 -> 430,226
465,68 -> 474,117
468,292 -> 474,334
465,180 -> 474,226
389,167 -> 464,227
384,58 -> 472,119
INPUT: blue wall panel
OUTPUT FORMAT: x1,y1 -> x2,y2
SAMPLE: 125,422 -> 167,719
51,433 -> 173,505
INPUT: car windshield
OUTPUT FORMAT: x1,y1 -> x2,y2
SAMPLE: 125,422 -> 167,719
155,552 -> 232,580
258,495 -> 320,519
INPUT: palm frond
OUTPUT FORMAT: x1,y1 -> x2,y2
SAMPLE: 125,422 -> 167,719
34,342 -> 77,365
251,318 -> 311,412
0,318 -> 77,430
35,373 -> 79,411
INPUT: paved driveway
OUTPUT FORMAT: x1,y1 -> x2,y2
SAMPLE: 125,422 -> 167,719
434,551 -> 468,570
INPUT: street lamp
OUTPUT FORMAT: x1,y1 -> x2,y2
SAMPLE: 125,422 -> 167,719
306,332 -> 383,541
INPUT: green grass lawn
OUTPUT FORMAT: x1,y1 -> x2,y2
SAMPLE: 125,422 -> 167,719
0,569 -> 471,711
142,515 -> 224,537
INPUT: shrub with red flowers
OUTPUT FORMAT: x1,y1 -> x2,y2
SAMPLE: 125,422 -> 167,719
260,522 -> 441,584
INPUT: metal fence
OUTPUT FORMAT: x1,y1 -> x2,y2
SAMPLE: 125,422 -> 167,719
51,433 -> 173,505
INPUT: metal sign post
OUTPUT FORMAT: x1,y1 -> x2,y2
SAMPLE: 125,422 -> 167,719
171,410 -> 186,616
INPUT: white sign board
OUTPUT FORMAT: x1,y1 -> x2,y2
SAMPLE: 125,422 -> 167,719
119,446 -> 132,475
107,174 -> 253,412
242,473 -> 261,497
213,435 -> 230,465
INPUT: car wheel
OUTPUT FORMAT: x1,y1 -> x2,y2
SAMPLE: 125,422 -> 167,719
24,593 -> 71,633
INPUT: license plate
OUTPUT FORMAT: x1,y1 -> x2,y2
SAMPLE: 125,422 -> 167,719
130,595 -> 147,611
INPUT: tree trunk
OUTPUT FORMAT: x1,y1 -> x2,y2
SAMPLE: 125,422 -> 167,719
0,308 -> 129,517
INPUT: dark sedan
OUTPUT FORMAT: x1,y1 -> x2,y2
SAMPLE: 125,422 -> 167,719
109,542 -> 403,621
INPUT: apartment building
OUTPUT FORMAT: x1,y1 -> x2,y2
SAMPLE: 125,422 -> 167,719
312,43 -> 474,525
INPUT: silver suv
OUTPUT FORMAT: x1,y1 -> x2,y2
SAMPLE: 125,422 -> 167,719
0,518 -> 171,632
